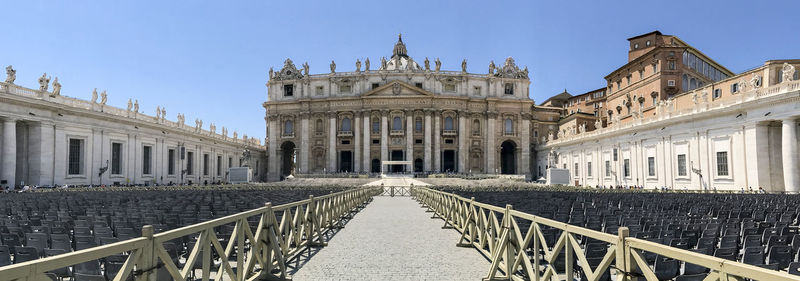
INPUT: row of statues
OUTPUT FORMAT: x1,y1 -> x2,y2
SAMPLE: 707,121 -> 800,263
90,88 -> 108,105
272,56 -> 520,77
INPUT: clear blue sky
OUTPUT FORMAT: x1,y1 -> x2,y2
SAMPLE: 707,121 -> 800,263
2,1 -> 798,140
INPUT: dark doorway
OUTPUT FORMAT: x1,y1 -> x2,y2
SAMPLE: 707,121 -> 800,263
443,150 -> 456,172
280,141 -> 296,179
371,159 -> 380,173
500,140 -> 516,174
390,150 -> 404,173
414,158 -> 423,173
340,151 -> 353,172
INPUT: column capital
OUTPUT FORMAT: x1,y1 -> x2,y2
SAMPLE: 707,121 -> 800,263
781,117 -> 799,123
487,111 -> 498,119
3,117 -> 18,123
380,109 -> 390,117
327,111 -> 338,119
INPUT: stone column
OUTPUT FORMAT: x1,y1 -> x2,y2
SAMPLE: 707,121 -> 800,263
424,110 -> 432,171
354,114 -> 361,172
380,111 -> 388,173
267,116 -> 278,181
2,118 -> 17,188
433,112 -> 441,172
458,112 -> 467,173
520,114 -> 531,179
300,114 -> 309,174
782,118 -> 799,193
363,112 -> 371,172
406,113 -> 413,172
486,113 -> 496,174
328,112 -> 337,172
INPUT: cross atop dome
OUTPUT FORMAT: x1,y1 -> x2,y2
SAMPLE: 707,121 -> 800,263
392,33 -> 408,58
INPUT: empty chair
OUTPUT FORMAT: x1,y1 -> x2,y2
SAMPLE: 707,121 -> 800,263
788,262 -> 800,276
1,233 -> 22,248
74,259 -> 102,275
654,256 -> 679,281
741,247 -> 764,265
683,249 -> 710,275
696,237 -> 716,251
767,245 -> 792,269
13,246 -> 39,263
719,236 -> 738,250
25,232 -> 48,257
43,249 -> 71,279
766,235 -> 789,250
714,248 -> 736,261
669,238 -> 690,250
0,245 -> 11,266
742,235 -> 761,249
49,234 -> 71,251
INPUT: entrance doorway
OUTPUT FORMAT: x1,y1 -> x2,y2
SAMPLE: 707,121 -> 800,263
414,158 -> 423,173
390,150 -> 404,173
280,141 -> 296,179
371,159 -> 380,173
340,151 -> 353,172
500,140 -> 516,174
443,150 -> 456,172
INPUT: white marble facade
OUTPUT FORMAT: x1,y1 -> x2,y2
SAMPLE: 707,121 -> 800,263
537,62 -> 800,192
0,73 -> 266,188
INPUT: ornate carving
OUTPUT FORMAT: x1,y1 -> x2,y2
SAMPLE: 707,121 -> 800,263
392,83 -> 401,95
750,74 -> 762,89
273,58 -> 304,81
493,57 -> 528,79
4,65 -> 15,84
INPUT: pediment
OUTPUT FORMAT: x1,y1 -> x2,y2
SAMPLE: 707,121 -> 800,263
362,81 -> 434,97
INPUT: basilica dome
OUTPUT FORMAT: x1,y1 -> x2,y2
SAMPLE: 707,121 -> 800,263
379,34 -> 422,71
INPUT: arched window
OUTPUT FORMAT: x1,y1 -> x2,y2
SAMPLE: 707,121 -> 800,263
689,77 -> 697,91
504,118 -> 513,134
372,118 -> 380,132
284,120 -> 294,135
341,117 -> 351,132
472,119 -> 480,134
682,74 -> 688,92
315,119 -> 323,133
392,117 -> 402,130
415,117 -> 423,132
444,116 -> 454,130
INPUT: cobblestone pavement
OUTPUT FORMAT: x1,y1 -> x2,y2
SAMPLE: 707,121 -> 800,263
291,196 -> 490,281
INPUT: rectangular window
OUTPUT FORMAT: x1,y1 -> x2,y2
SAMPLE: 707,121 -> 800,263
713,89 -> 722,100
648,156 -> 655,177
587,162 -> 592,177
142,146 -> 152,175
716,151 -> 729,176
187,152 -> 194,175
415,82 -> 423,88
623,159 -> 630,177
605,161 -> 610,177
677,154 -> 687,176
228,157 -> 233,168
504,83 -> 514,95
68,139 -> 83,175
372,120 -> 380,133
669,61 -> 676,70
203,154 -> 209,176
111,143 -> 122,175
217,156 -> 222,176
667,80 -> 675,87
283,84 -> 293,96
626,75 -> 631,85
444,83 -> 456,92
730,83 -> 738,93
339,85 -> 352,93
371,83 -> 380,89
639,70 -> 644,79
168,149 -> 175,175
574,163 -> 579,176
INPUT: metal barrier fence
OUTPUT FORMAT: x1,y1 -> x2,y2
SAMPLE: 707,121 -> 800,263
0,186 -> 379,281
379,184 -> 413,197
413,187 -> 800,281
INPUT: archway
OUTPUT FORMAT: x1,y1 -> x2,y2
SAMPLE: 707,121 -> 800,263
371,159 -> 381,173
280,141 -> 296,179
500,140 -> 516,174
414,158 -> 423,173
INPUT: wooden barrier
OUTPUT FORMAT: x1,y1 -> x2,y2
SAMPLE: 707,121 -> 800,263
413,187 -> 800,281
0,186 -> 379,281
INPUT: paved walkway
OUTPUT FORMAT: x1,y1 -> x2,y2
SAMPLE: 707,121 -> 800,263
291,195 -> 489,280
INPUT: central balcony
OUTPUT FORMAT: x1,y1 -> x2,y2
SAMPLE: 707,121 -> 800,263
442,130 -> 457,136
390,130 -> 404,136
338,130 -> 353,137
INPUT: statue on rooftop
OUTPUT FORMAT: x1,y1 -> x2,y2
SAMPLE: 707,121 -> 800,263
365,58 -> 370,71
233,131 -> 238,139
303,62 -> 310,76
161,107 -> 166,121
100,90 -> 107,105
461,59 -> 467,73
424,57 -> 430,71
434,58 -> 441,72
156,106 -> 161,119
489,60 -> 495,75
127,99 -> 133,111
38,73 -> 50,91
133,100 -> 139,112
51,77 -> 61,96
91,88 -> 98,103
330,60 -> 336,73
4,65 -> 15,84
268,67 -> 274,79
380,57 -> 387,70
783,63 -> 796,82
